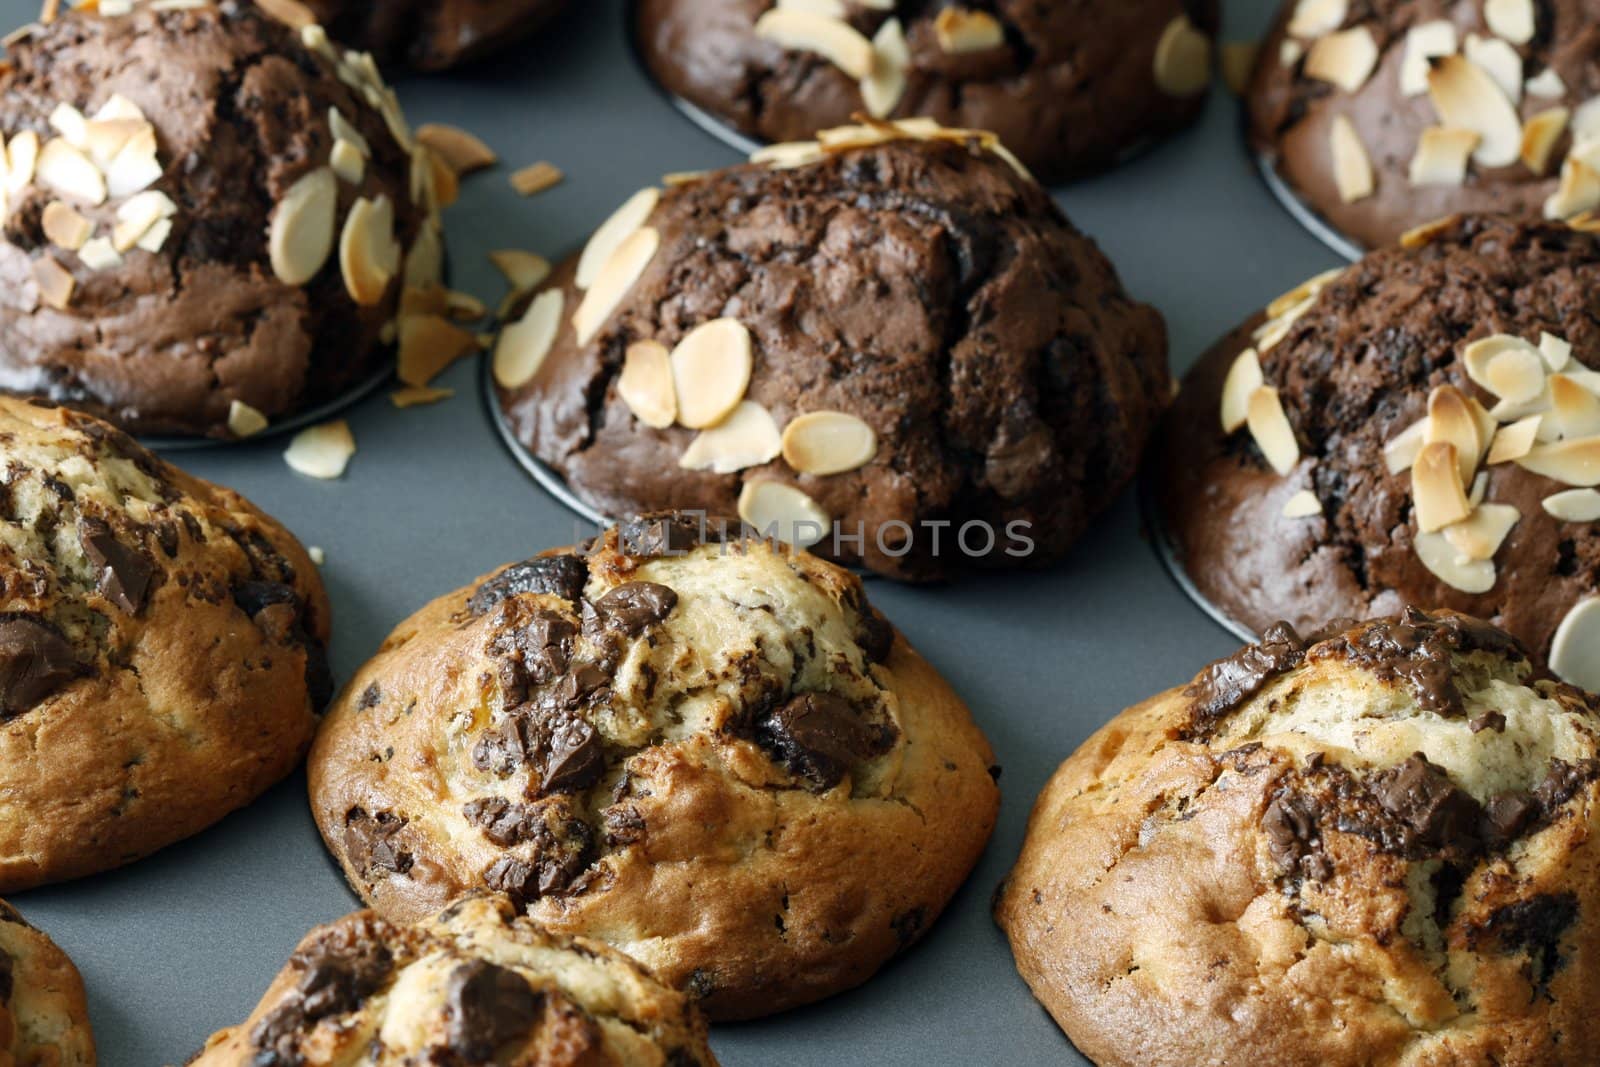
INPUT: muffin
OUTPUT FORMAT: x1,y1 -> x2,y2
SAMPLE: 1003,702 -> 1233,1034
300,0 -> 566,71
309,515 -> 1000,1019
190,894 -> 716,1066
493,121 -> 1171,580
0,900 -> 95,1066
0,0 -> 446,437
636,0 -> 1220,182
1250,0 -> 1600,252
997,610 -> 1600,1065
1158,214 -> 1600,692
0,397 -> 330,890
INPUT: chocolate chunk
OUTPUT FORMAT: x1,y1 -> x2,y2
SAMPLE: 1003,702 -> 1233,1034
617,513 -> 710,559
1482,792 -> 1537,849
467,800 -> 595,902
78,517 -> 154,613
755,692 -> 876,789
855,602 -> 895,665
1530,758 -> 1600,813
1370,754 -> 1484,855
602,804 -> 646,847
488,611 -> 576,702
233,580 -> 300,618
1469,711 -> 1506,734
0,614 -> 85,717
232,581 -> 332,710
444,960 -> 541,1062
252,918 -> 394,1062
471,702 -> 605,795
1183,621 -> 1312,736
1311,609 -> 1527,717
342,807 -> 413,878
0,950 -> 13,1004
591,582 -> 678,635
1262,791 -> 1332,882
1481,892 -> 1579,993
540,712 -> 603,794
468,555 -> 589,616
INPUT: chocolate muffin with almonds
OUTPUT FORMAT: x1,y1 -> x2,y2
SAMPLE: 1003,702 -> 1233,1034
997,610 -> 1600,1066
1158,214 -> 1600,692
0,899 -> 95,1066
300,0 -> 567,71
191,894 -> 716,1066
309,515 -> 1000,1019
0,397 -> 330,890
493,121 -> 1170,580
0,0 -> 443,438
636,0 -> 1219,182
1250,0 -> 1600,252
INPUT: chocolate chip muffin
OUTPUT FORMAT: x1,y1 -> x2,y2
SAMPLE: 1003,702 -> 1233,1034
1158,214 -> 1600,692
309,515 -> 1000,1019
0,899 -> 95,1066
1250,0 -> 1600,252
493,122 -> 1170,580
636,0 -> 1219,182
0,0 -> 444,438
301,0 -> 566,71
191,894 -> 716,1066
996,610 -> 1600,1066
0,397 -> 330,890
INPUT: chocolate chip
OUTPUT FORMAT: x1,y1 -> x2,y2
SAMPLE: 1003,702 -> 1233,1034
1262,791 -> 1333,882
617,513 -> 711,558
0,614 -> 85,717
342,807 -> 413,878
233,580 -> 299,618
1370,754 -> 1484,854
1183,621 -> 1312,735
0,951 -> 13,1004
78,517 -> 154,614
251,918 -> 394,1062
591,582 -> 678,635
232,581 -> 332,710
1482,792 -> 1537,848
471,705 -> 604,795
1469,711 -> 1506,734
1481,892 -> 1579,993
468,555 -> 588,616
541,712 -> 603,794
468,801 -> 595,902
444,960 -> 541,1062
755,692 -> 877,789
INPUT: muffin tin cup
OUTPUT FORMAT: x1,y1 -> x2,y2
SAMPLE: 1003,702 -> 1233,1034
142,363 -> 394,452
481,353 -> 609,527
1254,150 -> 1364,263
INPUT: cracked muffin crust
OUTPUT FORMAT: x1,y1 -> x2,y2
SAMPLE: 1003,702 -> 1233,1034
0,397 -> 330,890
635,0 -> 1219,183
302,0 -> 566,71
0,0 -> 441,437
1249,0 -> 1600,251
309,515 -> 1000,1019
1158,215 -> 1600,688
996,610 -> 1600,1067
0,899 -> 95,1067
191,894 -> 716,1067
493,125 -> 1170,580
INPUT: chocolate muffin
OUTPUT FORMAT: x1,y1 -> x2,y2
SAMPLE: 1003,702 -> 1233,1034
1250,0 -> 1600,252
493,121 -> 1170,580
996,610 -> 1600,1066
0,899 -> 95,1066
1158,214 -> 1600,692
0,397 -> 331,890
0,0 -> 444,437
191,894 -> 717,1066
309,516 -> 1000,1019
637,0 -> 1219,183
301,0 -> 566,71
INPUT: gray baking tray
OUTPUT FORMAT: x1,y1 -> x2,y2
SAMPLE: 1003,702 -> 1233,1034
4,1 -> 1340,1063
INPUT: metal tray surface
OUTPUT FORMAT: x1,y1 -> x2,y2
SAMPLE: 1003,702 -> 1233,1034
4,1 -> 1343,1063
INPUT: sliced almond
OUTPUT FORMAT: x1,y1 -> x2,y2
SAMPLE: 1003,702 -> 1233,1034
1520,107 -> 1569,176
32,254 -> 74,310
89,94 -> 144,124
671,317 -> 754,429
1154,14 -> 1212,97
1548,373 -> 1600,439
397,313 -> 478,388
110,189 -> 177,252
1222,41 -> 1259,96
403,222 -> 445,291
488,249 -> 551,294
1281,39 -> 1305,67
679,401 -> 783,473
1329,115 -> 1374,202
1526,67 -> 1566,99
1413,441 -> 1471,532
781,410 -> 877,475
1266,267 -> 1343,319
1546,157 -> 1600,219
572,226 -> 659,346
269,167 -> 337,286
1410,126 -> 1479,186
1427,54 -> 1523,168
35,137 -> 104,205
103,123 -> 160,199
390,385 -> 453,409
1400,20 -> 1457,97
778,0 -> 846,14
751,141 -> 827,169
1469,470 -> 1490,508
416,123 -> 497,175
736,480 -> 831,549
1426,384 -> 1484,480
77,236 -> 120,271
254,0 -> 315,29
510,161 -> 562,198
1305,26 -> 1378,94
338,195 -> 400,306
1540,332 -> 1573,371
80,118 -> 142,170
1486,415 -> 1543,464
1517,436 -> 1600,485
328,108 -> 370,158
493,289 -> 563,389
47,102 -> 85,147
1551,598 -> 1600,692
6,130 -> 38,195
41,200 -> 90,250
1282,489 -> 1323,518
754,9 -> 875,80
330,138 -> 365,185
1287,0 -> 1347,39
1462,334 -> 1545,399
284,420 -> 355,480
227,399 -> 269,438
1246,386 -> 1300,476
575,188 -> 659,290
1544,488 -> 1600,521
934,8 -> 1004,54
1414,530 -> 1497,593
444,290 -> 486,321
1464,34 -> 1522,105
1442,502 -> 1519,561
1485,0 -> 1535,45
1384,416 -> 1429,474
617,340 -> 677,429
1220,348 -> 1264,433
861,17 -> 909,119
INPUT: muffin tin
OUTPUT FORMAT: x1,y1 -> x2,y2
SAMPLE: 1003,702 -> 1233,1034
6,0 -> 1342,1062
